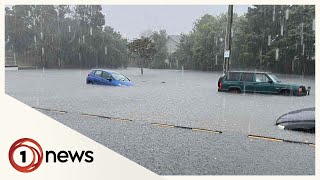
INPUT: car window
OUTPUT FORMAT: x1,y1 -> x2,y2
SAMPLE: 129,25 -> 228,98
255,74 -> 269,82
111,72 -> 129,81
102,71 -> 112,79
225,72 -> 240,81
269,74 -> 281,82
94,70 -> 102,77
240,73 -> 254,82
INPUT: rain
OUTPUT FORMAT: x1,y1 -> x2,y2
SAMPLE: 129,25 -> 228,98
5,5 -> 315,175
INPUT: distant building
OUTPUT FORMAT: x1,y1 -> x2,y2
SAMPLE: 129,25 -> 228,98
166,35 -> 181,54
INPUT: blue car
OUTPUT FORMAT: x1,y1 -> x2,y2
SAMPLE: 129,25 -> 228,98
86,69 -> 134,86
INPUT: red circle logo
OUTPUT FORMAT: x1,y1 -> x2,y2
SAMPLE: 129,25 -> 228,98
8,138 -> 43,173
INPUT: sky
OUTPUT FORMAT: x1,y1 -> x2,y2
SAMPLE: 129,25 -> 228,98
102,5 -> 251,39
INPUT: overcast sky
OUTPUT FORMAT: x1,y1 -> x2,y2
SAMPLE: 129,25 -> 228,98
102,5 -> 251,39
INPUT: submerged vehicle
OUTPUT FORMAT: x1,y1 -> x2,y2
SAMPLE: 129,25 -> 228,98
276,107 -> 315,133
217,71 -> 310,96
86,69 -> 134,86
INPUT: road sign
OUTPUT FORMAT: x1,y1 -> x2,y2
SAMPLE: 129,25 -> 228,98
224,50 -> 230,58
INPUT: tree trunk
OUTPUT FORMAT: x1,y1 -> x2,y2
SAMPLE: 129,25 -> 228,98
140,60 -> 144,75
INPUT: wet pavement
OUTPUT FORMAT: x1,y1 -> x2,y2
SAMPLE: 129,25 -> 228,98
5,68 -> 315,175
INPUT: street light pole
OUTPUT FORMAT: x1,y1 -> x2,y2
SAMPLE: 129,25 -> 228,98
223,5 -> 233,74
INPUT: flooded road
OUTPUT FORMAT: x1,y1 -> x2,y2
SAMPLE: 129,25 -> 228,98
5,68 -> 315,175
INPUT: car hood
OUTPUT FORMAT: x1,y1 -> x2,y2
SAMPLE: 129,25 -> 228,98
274,82 -> 303,88
276,107 -> 315,124
275,107 -> 315,132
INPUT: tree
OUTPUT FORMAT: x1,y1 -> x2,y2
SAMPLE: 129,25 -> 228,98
233,5 -> 315,74
174,14 -> 229,70
149,30 -> 168,69
128,37 -> 156,75
174,5 -> 315,75
5,5 -> 128,69
175,33 -> 194,69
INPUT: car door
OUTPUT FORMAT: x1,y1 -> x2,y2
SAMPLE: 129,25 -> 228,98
239,73 -> 255,92
254,73 -> 275,93
222,72 -> 241,91
101,71 -> 113,86
93,70 -> 104,84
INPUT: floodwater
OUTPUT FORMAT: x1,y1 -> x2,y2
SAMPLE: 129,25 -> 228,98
5,68 -> 315,175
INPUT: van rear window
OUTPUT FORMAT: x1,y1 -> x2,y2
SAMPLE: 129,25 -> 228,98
225,72 -> 240,81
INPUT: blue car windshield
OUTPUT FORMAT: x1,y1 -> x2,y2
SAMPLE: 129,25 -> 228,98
269,74 -> 281,82
111,73 -> 129,81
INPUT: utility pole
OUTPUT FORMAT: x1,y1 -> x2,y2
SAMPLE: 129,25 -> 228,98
223,5 -> 233,74
56,5 -> 61,68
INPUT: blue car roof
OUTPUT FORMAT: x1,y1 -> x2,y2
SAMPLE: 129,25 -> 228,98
228,71 -> 272,74
91,69 -> 118,74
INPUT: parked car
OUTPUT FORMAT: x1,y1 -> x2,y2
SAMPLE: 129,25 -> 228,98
86,69 -> 134,86
276,107 -> 315,133
217,71 -> 310,96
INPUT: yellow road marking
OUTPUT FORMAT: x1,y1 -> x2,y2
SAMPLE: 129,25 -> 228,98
54,111 -> 67,114
151,123 -> 175,128
158,124 -> 175,128
248,135 -> 283,142
82,114 -> 100,118
192,128 -> 215,133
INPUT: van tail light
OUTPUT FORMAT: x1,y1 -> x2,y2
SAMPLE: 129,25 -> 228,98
219,82 -> 222,89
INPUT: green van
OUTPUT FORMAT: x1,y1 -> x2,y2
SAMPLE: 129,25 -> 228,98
217,71 -> 310,96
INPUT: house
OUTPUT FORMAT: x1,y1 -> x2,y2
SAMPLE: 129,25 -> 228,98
166,35 -> 181,68
166,35 -> 181,54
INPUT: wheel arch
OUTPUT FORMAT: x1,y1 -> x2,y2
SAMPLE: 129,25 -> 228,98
228,86 -> 242,92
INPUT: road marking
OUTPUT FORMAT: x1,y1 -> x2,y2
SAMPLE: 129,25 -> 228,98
111,118 -> 132,122
31,106 -> 313,147
192,128 -> 222,134
81,113 -> 132,122
248,134 -> 315,146
151,123 -> 175,128
174,125 -> 192,130
248,135 -> 283,142
81,113 -> 112,119
82,114 -> 100,118
151,123 -> 222,134
32,107 -> 67,114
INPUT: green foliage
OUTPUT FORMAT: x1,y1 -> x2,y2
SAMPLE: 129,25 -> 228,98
174,5 -> 315,74
174,13 -> 230,71
149,30 -> 168,69
6,5 -> 314,74
5,5 -> 128,69
128,37 -> 156,68
234,5 -> 315,74
128,30 -> 168,70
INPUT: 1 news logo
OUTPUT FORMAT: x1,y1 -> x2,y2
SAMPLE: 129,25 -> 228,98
8,138 -> 94,173
8,138 -> 43,173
